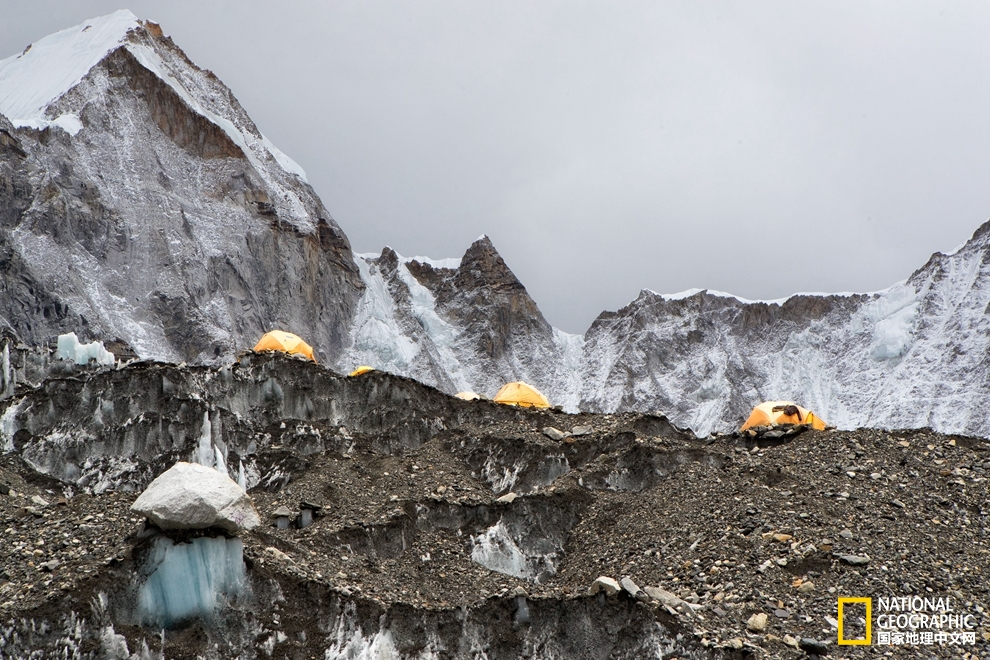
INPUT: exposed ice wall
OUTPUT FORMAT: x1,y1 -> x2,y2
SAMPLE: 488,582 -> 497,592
470,521 -> 557,583
192,411 -> 231,477
194,412 -> 214,468
0,343 -> 13,399
138,536 -> 247,627
0,398 -> 22,452
319,592 -> 694,659
324,603 -> 402,660
56,332 -> 115,366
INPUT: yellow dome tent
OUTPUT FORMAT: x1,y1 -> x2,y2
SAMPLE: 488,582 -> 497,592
493,381 -> 550,409
349,366 -> 375,377
253,331 -> 316,362
455,391 -> 482,401
740,401 -> 827,431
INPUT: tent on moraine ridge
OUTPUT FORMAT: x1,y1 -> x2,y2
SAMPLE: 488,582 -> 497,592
455,391 -> 492,401
493,382 -> 550,409
253,331 -> 315,362
740,401 -> 827,431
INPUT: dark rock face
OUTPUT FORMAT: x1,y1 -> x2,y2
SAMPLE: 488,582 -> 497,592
424,236 -> 555,363
0,21 -> 362,364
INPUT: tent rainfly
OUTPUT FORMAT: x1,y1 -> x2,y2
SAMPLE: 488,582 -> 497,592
493,381 -> 550,409
349,366 -> 375,377
740,401 -> 827,431
253,331 -> 315,362
455,391 -> 482,401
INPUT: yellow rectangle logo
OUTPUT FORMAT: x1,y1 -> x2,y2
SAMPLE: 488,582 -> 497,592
838,597 -> 872,645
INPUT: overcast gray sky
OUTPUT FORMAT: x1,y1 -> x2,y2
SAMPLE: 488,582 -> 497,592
4,2 -> 990,333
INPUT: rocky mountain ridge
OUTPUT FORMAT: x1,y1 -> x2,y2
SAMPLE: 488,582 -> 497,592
345,220 -> 990,439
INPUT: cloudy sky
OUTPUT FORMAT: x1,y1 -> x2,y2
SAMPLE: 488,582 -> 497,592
5,2 -> 990,332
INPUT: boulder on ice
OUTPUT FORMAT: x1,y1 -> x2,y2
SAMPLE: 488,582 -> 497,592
131,462 -> 260,532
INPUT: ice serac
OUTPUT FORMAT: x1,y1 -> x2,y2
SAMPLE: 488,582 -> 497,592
0,12 -> 362,363
340,236 -> 583,408
579,220 -> 990,438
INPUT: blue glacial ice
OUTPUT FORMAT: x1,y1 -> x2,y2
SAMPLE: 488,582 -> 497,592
138,535 -> 247,627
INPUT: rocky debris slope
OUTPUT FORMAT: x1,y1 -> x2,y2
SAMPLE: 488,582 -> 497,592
0,11 -> 362,364
0,355 -> 988,658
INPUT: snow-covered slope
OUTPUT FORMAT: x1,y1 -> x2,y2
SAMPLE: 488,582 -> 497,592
0,11 -> 362,362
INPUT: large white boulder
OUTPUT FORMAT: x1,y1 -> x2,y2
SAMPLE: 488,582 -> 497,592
131,462 -> 260,533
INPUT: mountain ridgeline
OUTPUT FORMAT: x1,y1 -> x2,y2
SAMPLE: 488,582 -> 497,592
2,11 -> 989,438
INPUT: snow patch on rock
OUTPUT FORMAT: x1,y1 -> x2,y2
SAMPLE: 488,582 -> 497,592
0,10 -> 140,123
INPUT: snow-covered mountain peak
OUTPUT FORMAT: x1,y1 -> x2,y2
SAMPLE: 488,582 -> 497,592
0,10 -> 143,129
340,238 -> 583,407
0,11 -> 309,187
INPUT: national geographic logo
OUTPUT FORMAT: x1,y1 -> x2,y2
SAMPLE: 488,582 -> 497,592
837,597 -> 871,645
837,596 -> 979,646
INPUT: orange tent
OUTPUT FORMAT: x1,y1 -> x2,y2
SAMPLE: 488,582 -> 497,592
740,401 -> 827,431
349,366 -> 375,377
253,331 -> 316,362
493,381 -> 550,409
